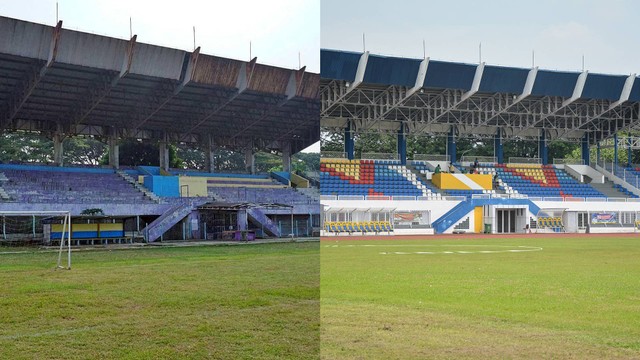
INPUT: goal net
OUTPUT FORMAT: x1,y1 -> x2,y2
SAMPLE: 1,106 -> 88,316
0,211 -> 71,270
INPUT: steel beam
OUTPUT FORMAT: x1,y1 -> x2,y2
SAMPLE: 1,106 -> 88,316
180,57 -> 257,136
131,46 -> 200,131
68,35 -> 137,130
1,20 -> 62,129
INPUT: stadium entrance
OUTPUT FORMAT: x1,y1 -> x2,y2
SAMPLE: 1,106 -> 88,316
496,209 -> 519,234
490,206 -> 528,234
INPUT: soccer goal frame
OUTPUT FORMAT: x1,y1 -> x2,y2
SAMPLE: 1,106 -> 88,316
0,211 -> 71,270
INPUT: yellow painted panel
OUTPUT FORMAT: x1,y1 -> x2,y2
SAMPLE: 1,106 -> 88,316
431,173 -> 471,190
466,174 -> 493,190
207,177 -> 274,183
70,223 -> 99,232
99,223 -> 123,231
474,206 -> 483,233
178,176 -> 208,197
207,183 -> 286,189
290,173 -> 309,188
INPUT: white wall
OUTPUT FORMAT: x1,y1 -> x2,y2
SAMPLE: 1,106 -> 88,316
565,165 -> 605,184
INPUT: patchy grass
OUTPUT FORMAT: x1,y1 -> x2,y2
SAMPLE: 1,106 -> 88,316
321,236 -> 640,359
0,242 -> 319,359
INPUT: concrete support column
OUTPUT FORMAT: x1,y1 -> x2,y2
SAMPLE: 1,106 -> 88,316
204,134 -> 215,173
282,142 -> 292,173
494,128 -> 504,164
344,119 -> 355,160
237,209 -> 248,231
397,123 -> 406,165
613,133 -> 618,168
628,137 -> 633,166
447,126 -> 457,163
159,141 -> 170,172
538,129 -> 548,165
244,148 -> 255,174
53,133 -> 64,167
108,135 -> 119,169
583,133 -> 591,166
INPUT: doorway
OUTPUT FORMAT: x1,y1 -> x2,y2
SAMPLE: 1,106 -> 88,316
496,208 -> 526,233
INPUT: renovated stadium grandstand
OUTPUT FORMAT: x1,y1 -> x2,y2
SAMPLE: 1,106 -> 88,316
0,16 -> 319,245
320,49 -> 640,235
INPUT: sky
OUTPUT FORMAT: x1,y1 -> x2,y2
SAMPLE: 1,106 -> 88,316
0,0 -> 321,152
321,0 -> 640,75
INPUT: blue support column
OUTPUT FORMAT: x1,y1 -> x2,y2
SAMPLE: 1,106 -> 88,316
494,128 -> 504,164
582,133 -> 590,166
538,130 -> 548,165
447,126 -> 457,163
397,123 -> 407,165
628,137 -> 632,167
613,133 -> 618,168
344,120 -> 354,160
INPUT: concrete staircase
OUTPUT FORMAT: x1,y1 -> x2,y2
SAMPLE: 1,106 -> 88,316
0,172 -> 10,200
141,203 -> 192,242
116,170 -> 162,203
563,169 -> 628,198
296,187 -> 320,202
405,165 -> 445,196
247,208 -> 281,237
590,180 -> 630,198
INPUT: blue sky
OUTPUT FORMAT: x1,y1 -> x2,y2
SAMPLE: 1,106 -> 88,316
322,0 -> 639,75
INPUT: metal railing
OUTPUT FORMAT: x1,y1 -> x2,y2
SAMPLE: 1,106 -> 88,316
553,158 -> 584,165
598,160 -> 640,190
509,157 -> 542,164
361,152 -> 399,160
320,193 -> 640,203
460,156 -> 497,164
413,154 -> 450,162
321,151 -> 347,159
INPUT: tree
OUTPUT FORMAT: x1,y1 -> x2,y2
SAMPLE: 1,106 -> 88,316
64,137 -> 107,165
0,132 -> 53,163
111,140 -> 183,168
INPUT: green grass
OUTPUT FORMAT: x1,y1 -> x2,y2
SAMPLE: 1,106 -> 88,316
321,236 -> 640,359
0,242 -> 319,359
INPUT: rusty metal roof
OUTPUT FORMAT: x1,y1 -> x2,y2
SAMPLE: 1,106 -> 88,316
0,16 -> 319,154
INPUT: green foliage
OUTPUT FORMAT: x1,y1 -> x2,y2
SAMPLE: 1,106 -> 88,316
0,132 -> 54,163
80,208 -> 104,216
64,137 -> 108,165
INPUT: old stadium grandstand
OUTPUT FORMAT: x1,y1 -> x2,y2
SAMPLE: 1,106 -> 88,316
320,49 -> 640,235
0,16 -> 319,245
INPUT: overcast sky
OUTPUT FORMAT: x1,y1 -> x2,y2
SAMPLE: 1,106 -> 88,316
0,0 -> 321,152
322,0 -> 639,75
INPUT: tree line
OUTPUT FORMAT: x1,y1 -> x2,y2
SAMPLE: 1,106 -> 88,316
321,131 -> 640,165
0,132 -> 319,174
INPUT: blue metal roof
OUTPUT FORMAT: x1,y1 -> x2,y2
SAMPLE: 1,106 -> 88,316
479,66 -> 529,94
320,49 -> 361,82
629,77 -> 640,102
531,70 -> 578,98
423,60 -> 477,90
363,55 -> 421,87
582,73 -> 627,101
321,49 -> 638,102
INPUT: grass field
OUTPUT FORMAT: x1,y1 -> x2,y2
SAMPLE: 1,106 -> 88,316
0,242 -> 319,359
321,235 -> 640,359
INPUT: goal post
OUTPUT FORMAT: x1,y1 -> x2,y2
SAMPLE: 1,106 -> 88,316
0,211 -> 71,270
